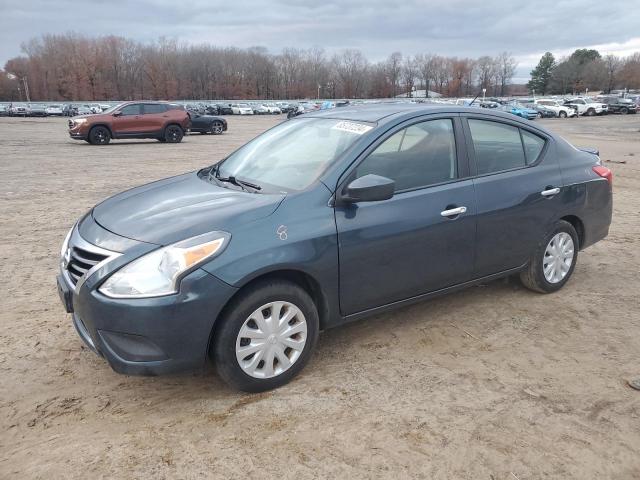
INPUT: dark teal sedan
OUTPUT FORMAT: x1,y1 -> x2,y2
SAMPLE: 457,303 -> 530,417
57,104 -> 613,391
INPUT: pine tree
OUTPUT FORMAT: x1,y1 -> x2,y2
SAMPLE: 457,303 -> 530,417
527,52 -> 556,95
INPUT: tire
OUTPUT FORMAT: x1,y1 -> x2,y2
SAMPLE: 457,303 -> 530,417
210,121 -> 224,135
559,110 -> 567,118
537,112 -> 543,118
88,126 -> 111,145
213,280 -> 319,392
620,107 -> 628,115
520,220 -> 579,294
586,108 -> 596,117
164,124 -> 183,143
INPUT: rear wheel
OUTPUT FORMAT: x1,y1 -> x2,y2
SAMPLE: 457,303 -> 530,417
164,124 -> 183,143
88,126 -> 110,145
520,220 -> 578,293
210,121 -> 224,135
213,280 -> 319,392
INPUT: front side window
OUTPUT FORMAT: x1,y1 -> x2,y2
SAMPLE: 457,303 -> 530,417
468,119 -> 526,174
119,104 -> 142,116
215,118 -> 368,191
355,119 -> 457,191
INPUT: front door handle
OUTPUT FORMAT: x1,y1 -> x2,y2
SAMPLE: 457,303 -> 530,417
440,206 -> 467,217
541,187 -> 560,197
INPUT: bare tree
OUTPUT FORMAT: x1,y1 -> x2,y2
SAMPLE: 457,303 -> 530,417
496,52 -> 517,96
386,52 -> 403,97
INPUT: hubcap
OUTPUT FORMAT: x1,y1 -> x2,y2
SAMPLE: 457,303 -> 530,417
235,301 -> 307,379
543,232 -> 574,284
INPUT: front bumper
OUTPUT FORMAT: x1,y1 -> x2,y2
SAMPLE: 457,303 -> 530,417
57,222 -> 237,375
69,131 -> 87,140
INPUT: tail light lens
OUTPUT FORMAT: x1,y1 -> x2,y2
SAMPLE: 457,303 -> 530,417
593,165 -> 613,186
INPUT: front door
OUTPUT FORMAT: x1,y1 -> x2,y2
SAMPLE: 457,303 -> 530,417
335,117 -> 476,315
111,103 -> 143,136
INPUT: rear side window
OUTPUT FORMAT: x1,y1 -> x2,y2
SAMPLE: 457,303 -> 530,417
521,130 -> 545,164
143,104 -> 167,114
355,118 -> 457,191
119,104 -> 142,116
468,120 -> 526,174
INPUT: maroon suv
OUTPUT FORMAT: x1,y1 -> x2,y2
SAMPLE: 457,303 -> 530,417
68,101 -> 191,145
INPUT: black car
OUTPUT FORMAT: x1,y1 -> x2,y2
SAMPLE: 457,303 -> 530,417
188,112 -> 227,134
57,104 -> 612,392
216,104 -> 234,115
205,104 -> 220,115
600,97 -> 637,114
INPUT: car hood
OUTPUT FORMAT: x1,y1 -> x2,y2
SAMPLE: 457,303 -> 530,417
92,172 -> 285,246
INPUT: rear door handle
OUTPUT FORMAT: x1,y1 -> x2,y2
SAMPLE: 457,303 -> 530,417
440,206 -> 467,217
541,187 -> 560,197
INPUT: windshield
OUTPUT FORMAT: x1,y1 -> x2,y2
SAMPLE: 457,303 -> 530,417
216,118 -> 371,191
102,103 -> 125,114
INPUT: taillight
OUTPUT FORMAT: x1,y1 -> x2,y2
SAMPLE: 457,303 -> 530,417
593,165 -> 613,186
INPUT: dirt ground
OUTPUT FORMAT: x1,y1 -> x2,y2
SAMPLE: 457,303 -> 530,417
0,113 -> 639,479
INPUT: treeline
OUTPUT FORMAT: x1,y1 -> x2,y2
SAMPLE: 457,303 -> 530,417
1,33 -> 521,101
528,49 -> 640,95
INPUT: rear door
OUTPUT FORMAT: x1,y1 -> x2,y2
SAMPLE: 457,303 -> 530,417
462,115 -> 564,277
335,116 -> 477,315
141,103 -> 168,133
111,103 -> 142,136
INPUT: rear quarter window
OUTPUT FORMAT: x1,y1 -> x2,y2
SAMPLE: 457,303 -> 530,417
468,119 -> 526,174
521,130 -> 546,164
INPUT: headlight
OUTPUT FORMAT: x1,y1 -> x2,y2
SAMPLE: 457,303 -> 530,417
99,231 -> 230,298
74,118 -> 87,124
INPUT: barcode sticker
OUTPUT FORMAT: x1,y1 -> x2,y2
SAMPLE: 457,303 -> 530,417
332,121 -> 373,135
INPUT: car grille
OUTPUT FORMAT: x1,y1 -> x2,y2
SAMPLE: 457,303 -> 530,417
62,229 -> 118,289
66,246 -> 109,285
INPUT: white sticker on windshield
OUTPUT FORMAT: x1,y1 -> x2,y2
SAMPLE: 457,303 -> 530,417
332,121 -> 373,135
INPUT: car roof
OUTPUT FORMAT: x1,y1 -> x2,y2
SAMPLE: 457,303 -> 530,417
300,103 -> 535,125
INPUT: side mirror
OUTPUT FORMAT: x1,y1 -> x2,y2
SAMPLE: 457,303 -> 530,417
341,174 -> 395,203
112,111 -> 122,117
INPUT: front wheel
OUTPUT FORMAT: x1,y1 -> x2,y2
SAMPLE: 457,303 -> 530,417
164,125 -> 184,143
520,220 -> 578,293
88,126 -> 111,145
213,280 -> 319,392
559,111 -> 567,118
620,107 -> 628,115
586,108 -> 596,117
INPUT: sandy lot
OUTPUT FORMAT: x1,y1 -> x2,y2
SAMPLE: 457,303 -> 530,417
1,113 -> 639,479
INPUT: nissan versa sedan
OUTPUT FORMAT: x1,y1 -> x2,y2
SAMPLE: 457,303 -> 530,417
57,105 -> 613,392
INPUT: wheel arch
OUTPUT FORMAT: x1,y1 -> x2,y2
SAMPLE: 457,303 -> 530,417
206,268 -> 331,358
559,214 -> 585,249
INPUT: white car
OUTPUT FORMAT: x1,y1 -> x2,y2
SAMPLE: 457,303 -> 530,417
231,103 -> 254,115
264,104 -> 282,114
45,104 -> 64,116
563,98 -> 608,116
89,104 -> 104,114
534,99 -> 577,118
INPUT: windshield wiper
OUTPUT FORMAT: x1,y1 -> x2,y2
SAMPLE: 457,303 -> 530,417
208,165 -> 261,191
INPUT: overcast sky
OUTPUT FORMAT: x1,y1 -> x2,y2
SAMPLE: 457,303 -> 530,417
1,0 -> 639,82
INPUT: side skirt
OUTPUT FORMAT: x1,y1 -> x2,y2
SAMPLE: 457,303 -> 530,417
340,264 -> 526,325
